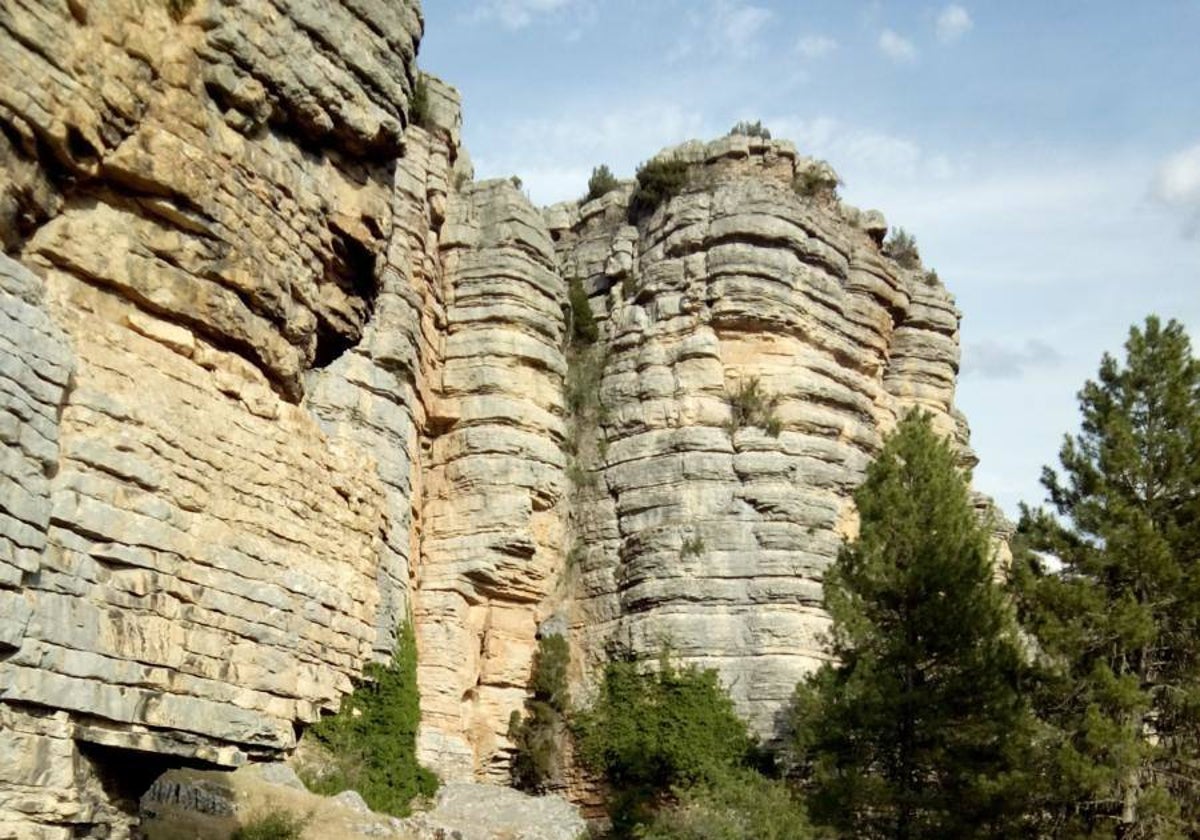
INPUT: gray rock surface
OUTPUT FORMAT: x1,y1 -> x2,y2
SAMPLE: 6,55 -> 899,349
405,782 -> 586,840
548,137 -> 984,739
0,2 -> 1002,834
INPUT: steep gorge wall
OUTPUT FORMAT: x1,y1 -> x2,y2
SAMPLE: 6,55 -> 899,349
1,2 -> 994,834
548,137 -> 976,738
1,0 -> 423,834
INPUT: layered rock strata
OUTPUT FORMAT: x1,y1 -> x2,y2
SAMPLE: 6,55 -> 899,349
1,1 -> 994,832
547,137 -> 972,737
0,0 -> 423,834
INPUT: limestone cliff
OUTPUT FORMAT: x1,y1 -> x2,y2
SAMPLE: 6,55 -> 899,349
0,1 -> 994,835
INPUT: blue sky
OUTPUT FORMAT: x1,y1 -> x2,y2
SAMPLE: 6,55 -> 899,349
421,1 -> 1200,517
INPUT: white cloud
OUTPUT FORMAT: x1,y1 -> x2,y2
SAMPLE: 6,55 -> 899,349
936,4 -> 973,43
769,116 -> 928,180
467,0 -> 573,30
713,1 -> 773,54
964,339 -> 1063,379
879,29 -> 917,63
472,101 -> 713,205
1151,141 -> 1200,235
795,34 -> 838,60
666,1 -> 772,65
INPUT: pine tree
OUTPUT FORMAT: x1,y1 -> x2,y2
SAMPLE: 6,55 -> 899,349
791,412 -> 1037,839
1013,316 -> 1200,838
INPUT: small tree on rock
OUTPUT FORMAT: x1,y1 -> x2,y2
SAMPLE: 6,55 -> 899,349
585,164 -> 620,202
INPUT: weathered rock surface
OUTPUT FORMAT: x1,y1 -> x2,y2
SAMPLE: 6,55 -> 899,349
548,137 -> 977,737
415,178 -> 568,781
0,0 -> 419,834
1,1 -> 998,834
140,768 -> 585,840
406,782 -> 586,840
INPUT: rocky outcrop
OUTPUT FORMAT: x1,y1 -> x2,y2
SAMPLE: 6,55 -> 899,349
548,137 -> 973,737
139,766 -> 586,840
0,0 -> 421,834
415,178 -> 568,781
1,1 -> 995,833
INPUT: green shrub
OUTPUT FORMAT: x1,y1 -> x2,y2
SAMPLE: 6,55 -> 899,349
636,770 -> 814,840
882,227 -> 920,269
231,809 -> 307,840
575,654 -> 753,806
586,164 -> 621,203
680,536 -> 705,558
728,120 -> 772,140
569,278 -> 599,346
565,345 -> 605,417
629,158 -> 690,221
792,165 -> 840,199
509,634 -> 571,791
301,623 -> 437,816
510,175 -> 523,190
726,378 -> 782,437
410,75 -> 432,131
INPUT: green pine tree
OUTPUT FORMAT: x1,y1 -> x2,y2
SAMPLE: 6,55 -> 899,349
791,412 -> 1037,839
1013,316 -> 1200,838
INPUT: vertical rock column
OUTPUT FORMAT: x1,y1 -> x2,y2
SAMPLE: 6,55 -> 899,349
550,138 -> 982,740
416,180 -> 568,781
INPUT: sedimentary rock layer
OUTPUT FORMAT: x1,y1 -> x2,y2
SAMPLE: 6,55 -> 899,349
1,1 -> 996,832
0,0 -> 422,834
548,137 -> 972,737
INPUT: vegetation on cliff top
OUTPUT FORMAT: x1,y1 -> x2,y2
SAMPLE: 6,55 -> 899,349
628,157 -> 689,221
882,227 -> 920,269
729,120 -> 772,139
585,164 -> 621,203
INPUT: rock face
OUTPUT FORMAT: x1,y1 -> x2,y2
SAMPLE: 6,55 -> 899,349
548,138 -> 975,737
0,0 -> 421,834
0,1 -> 994,834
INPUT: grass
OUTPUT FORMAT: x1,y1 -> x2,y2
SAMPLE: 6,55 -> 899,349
231,810 -> 307,840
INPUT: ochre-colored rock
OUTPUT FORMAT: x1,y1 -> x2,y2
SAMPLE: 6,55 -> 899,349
0,1 -> 1002,833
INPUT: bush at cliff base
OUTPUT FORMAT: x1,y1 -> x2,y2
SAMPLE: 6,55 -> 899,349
301,622 -> 437,816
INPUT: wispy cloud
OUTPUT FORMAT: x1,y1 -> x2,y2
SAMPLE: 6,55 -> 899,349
473,101 -> 713,204
1151,141 -> 1200,236
713,0 -> 773,53
965,339 -> 1063,379
666,0 -> 773,65
936,4 -> 973,43
769,116 -> 931,181
879,29 -> 917,63
796,34 -> 838,60
466,0 -> 574,31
